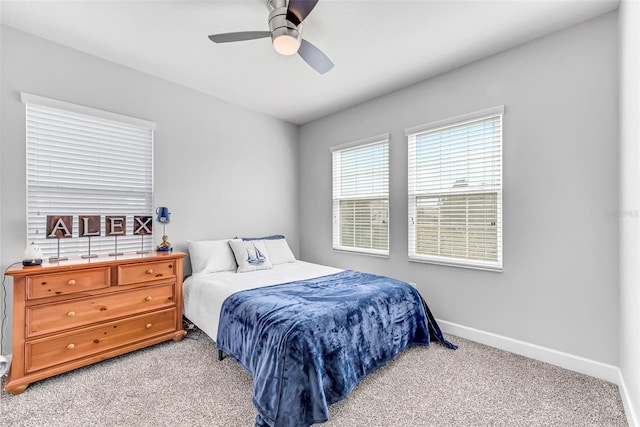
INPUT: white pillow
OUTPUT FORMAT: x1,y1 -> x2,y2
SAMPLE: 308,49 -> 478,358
228,239 -> 273,273
264,238 -> 296,265
187,239 -> 237,275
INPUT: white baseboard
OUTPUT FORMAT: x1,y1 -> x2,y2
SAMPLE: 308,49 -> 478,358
437,319 -> 638,427
617,370 -> 639,427
438,319 -> 619,381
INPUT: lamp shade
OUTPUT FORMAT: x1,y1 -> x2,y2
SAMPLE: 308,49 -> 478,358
156,207 -> 170,224
273,34 -> 300,55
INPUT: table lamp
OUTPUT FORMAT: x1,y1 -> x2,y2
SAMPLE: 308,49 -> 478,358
22,242 -> 44,266
156,206 -> 172,252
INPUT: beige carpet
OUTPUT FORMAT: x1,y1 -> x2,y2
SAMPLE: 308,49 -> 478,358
0,329 -> 628,426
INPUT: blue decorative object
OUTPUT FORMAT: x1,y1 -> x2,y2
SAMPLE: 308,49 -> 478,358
157,207 -> 170,224
217,270 -> 456,427
242,234 -> 285,241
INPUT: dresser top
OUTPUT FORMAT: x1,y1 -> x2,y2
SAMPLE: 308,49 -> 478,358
5,251 -> 187,277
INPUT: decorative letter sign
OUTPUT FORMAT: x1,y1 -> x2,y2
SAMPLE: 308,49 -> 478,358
133,216 -> 152,235
79,215 -> 101,237
106,216 -> 126,236
47,216 -> 73,238
44,214 -> 154,250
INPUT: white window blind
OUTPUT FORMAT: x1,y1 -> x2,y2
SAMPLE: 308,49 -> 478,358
332,134 -> 389,256
407,106 -> 503,271
24,94 -> 155,258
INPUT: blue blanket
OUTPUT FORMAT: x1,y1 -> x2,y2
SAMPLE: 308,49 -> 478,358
216,270 -> 456,427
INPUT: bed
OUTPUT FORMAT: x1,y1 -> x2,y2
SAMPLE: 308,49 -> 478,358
183,236 -> 456,427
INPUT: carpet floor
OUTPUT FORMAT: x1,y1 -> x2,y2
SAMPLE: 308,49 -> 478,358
0,329 -> 628,426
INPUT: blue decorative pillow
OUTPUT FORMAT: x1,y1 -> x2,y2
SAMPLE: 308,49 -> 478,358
242,235 -> 285,241
228,239 -> 273,273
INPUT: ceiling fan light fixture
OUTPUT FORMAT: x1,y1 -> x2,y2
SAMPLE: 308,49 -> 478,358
269,4 -> 301,56
208,0 -> 332,74
273,34 -> 300,55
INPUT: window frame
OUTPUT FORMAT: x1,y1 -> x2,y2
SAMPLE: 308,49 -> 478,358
22,92 -> 156,258
406,106 -> 504,271
331,133 -> 390,257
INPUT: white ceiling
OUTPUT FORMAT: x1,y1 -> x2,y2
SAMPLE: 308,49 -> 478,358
0,0 -> 619,125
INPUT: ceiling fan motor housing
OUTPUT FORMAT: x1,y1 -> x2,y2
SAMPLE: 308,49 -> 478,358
268,0 -> 301,55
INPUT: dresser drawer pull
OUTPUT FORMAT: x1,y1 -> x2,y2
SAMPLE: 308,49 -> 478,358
67,311 -> 76,317
67,279 -> 76,285
146,269 -> 154,274
145,296 -> 153,302
66,343 -> 75,350
145,323 -> 153,329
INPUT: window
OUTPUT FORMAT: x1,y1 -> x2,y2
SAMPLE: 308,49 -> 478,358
407,106 -> 503,271
23,93 -> 155,258
332,134 -> 389,256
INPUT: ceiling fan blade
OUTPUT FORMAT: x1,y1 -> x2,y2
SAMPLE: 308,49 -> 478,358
298,38 -> 333,74
286,0 -> 319,26
208,31 -> 271,43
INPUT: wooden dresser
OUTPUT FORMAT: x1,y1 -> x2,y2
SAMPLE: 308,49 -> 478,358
4,251 -> 187,394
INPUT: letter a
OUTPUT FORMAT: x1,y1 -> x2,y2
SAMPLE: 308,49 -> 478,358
48,217 -> 72,238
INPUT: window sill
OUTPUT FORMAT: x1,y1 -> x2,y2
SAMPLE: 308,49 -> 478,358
408,256 -> 503,272
333,248 -> 390,259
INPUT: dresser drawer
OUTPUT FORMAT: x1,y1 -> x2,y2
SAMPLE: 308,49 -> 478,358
118,260 -> 176,286
26,268 -> 110,300
26,284 -> 176,338
25,308 -> 177,373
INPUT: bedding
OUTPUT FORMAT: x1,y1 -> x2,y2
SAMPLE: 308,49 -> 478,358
215,269 -> 456,427
187,239 -> 238,275
229,238 -> 274,273
241,235 -> 296,265
183,261 -> 342,341
262,239 -> 296,265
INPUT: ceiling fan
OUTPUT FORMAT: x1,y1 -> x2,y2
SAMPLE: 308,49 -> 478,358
208,0 -> 334,74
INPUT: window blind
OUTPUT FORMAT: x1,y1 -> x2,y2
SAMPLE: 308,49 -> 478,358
332,135 -> 389,256
25,97 -> 154,258
407,107 -> 503,271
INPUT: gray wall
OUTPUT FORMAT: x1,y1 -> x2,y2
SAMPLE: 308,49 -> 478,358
299,13 -> 619,365
0,25 -> 299,347
619,0 -> 640,422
